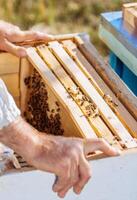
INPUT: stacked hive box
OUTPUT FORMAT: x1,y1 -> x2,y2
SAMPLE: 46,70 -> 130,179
123,3 -> 137,29
0,34 -> 137,173
0,53 -> 20,107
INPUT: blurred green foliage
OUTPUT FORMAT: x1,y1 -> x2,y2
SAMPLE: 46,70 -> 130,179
0,0 -> 137,55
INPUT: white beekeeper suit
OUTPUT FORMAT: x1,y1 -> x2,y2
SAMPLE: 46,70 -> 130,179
0,79 -> 20,171
0,79 -> 20,128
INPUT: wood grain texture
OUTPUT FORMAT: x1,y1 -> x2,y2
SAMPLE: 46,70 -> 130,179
27,47 -> 97,139
62,41 -> 104,96
49,41 -> 137,148
13,33 -> 83,46
75,35 -> 137,121
37,44 -> 121,148
123,3 -> 137,9
20,58 -> 33,114
123,7 -> 137,29
20,58 -> 83,138
62,40 -> 137,138
0,73 -> 20,97
0,53 -> 19,75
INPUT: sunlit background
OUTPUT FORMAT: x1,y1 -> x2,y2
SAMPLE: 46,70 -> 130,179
0,0 -> 136,55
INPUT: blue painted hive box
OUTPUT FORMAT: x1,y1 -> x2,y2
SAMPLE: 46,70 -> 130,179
99,11 -> 137,96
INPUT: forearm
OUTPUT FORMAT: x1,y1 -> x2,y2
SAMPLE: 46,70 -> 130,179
0,116 -> 39,163
0,78 -> 49,165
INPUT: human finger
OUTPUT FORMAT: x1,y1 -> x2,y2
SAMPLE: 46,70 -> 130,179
57,158 -> 79,198
84,138 -> 121,157
52,160 -> 71,193
0,39 -> 27,57
73,154 -> 91,195
11,30 -> 55,42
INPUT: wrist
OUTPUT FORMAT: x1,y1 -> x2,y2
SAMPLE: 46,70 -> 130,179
0,116 -> 39,163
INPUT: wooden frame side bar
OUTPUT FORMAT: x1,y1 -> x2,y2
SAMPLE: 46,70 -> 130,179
49,41 -> 137,149
74,36 -> 137,121
27,47 -> 97,139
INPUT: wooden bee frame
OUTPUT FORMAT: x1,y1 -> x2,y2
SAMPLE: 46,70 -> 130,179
0,33 -> 137,174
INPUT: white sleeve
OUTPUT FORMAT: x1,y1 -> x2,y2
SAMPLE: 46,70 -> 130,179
0,79 -> 21,129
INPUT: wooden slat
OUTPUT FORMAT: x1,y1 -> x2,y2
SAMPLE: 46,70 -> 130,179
37,44 -> 121,148
62,41 -> 104,96
123,7 -> 137,29
123,3 -> 137,9
62,40 -> 137,138
74,36 -> 137,121
0,73 -> 20,97
20,58 -> 34,114
0,53 -> 19,75
27,47 -> 97,139
20,58 -> 83,138
49,41 -> 137,149
14,33 -> 81,46
123,3 -> 137,29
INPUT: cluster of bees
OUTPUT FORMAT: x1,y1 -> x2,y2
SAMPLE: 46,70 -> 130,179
24,69 -> 64,136
68,86 -> 99,118
23,68 -> 119,139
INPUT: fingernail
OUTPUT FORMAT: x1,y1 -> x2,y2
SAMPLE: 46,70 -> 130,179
58,192 -> 65,198
74,188 -> 81,195
76,190 -> 81,195
58,194 -> 65,198
117,150 -> 122,155
113,148 -> 121,156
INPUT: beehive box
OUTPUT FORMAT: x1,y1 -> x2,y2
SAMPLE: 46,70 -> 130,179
0,33 -> 137,174
123,3 -> 137,29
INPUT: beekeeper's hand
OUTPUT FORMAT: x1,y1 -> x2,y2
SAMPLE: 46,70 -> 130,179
0,20 -> 54,57
0,117 -> 120,198
34,134 -> 120,198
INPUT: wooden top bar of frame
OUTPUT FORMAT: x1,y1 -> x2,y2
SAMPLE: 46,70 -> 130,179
74,36 -> 137,121
62,39 -> 137,138
49,41 -> 137,149
27,47 -> 97,139
36,44 -> 121,148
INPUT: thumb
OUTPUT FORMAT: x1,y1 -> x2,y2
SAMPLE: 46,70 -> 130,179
19,31 -> 55,42
1,39 -> 27,57
83,138 -> 121,157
